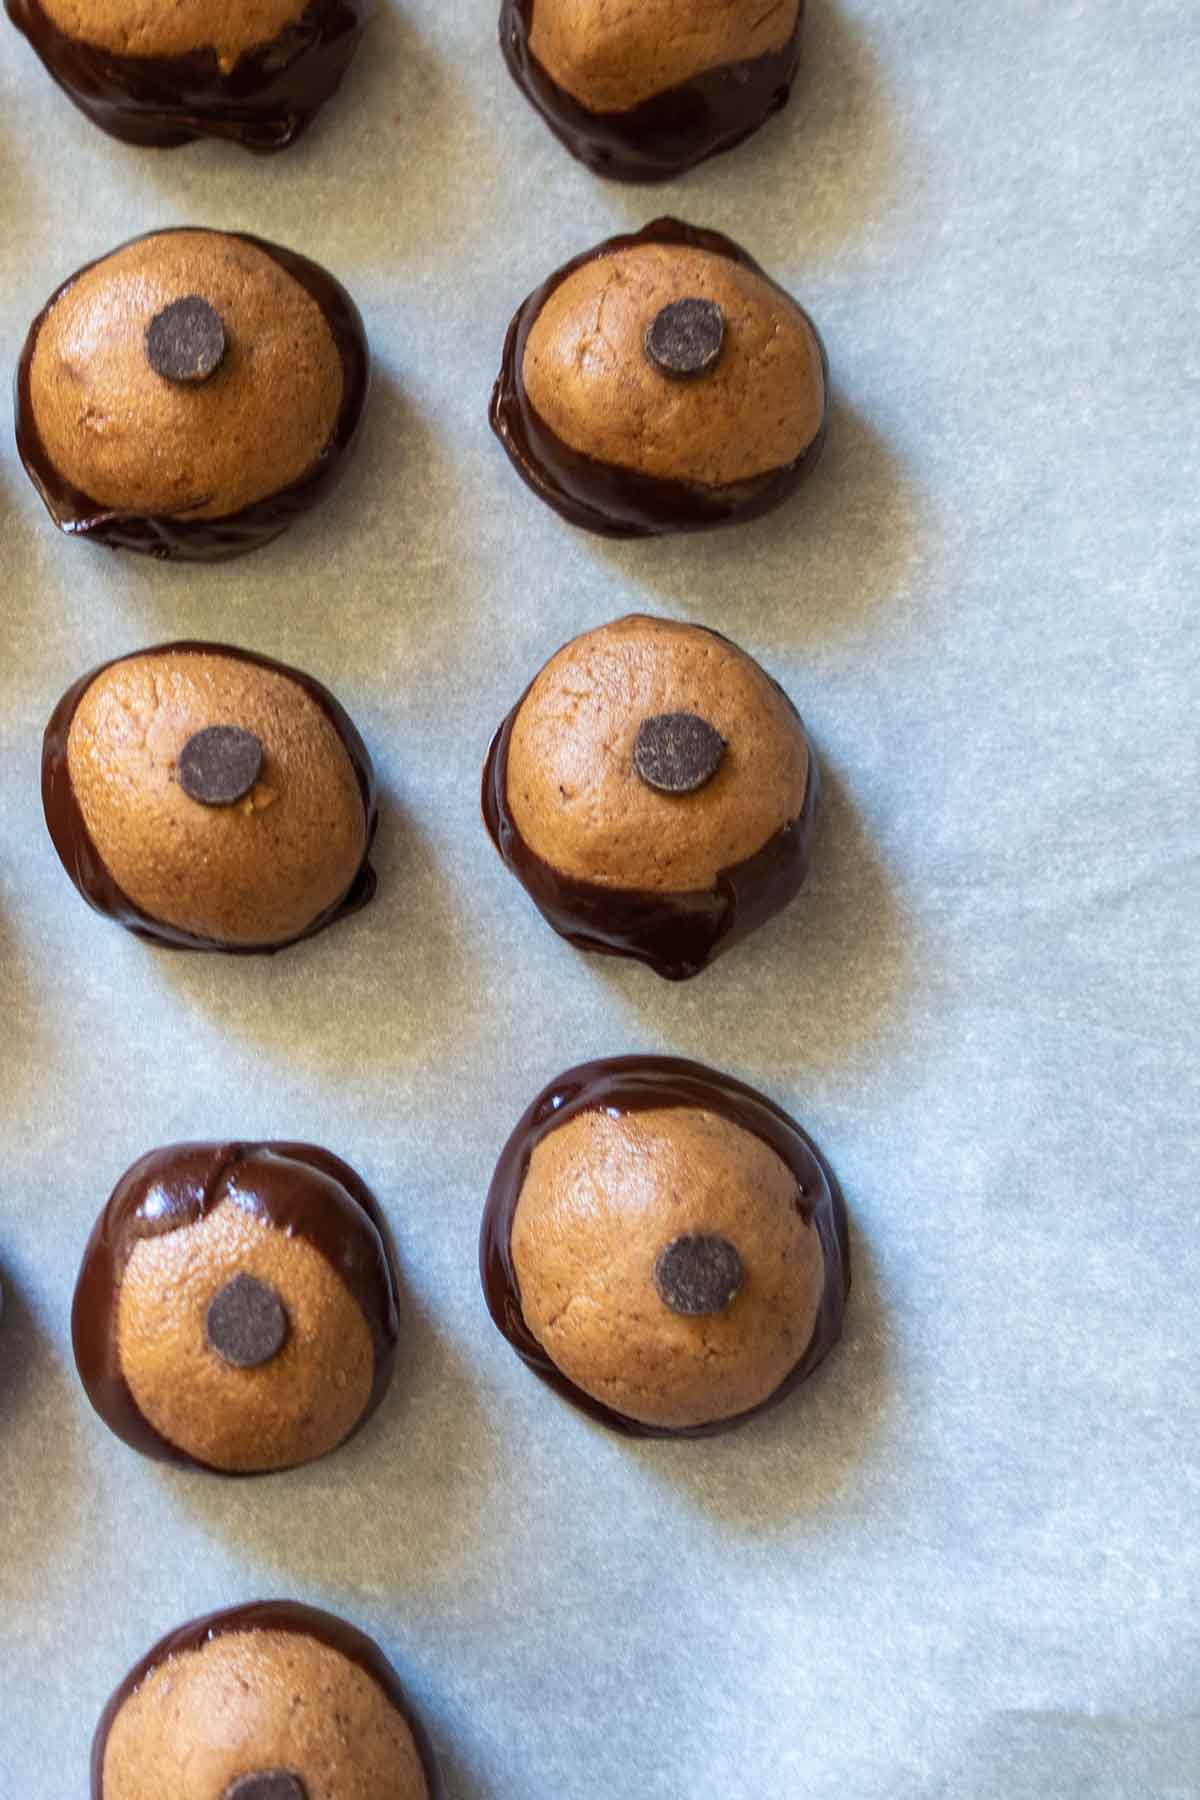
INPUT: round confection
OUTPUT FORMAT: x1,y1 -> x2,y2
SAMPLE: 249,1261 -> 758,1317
5,0 -> 365,151
525,240 -> 822,486
16,230 -> 368,559
483,614 -> 817,979
72,1142 -> 401,1475
93,1601 -> 439,1799
489,218 -> 827,536
44,642 -> 376,951
480,1056 -> 850,1435
502,0 -> 804,180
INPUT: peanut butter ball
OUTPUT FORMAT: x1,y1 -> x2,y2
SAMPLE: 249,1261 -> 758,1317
73,1142 -> 401,1475
490,217 -> 827,537
501,0 -> 806,179
481,1056 -> 849,1435
16,229 -> 368,559
92,1601 -> 440,1799
5,0 -> 365,151
483,614 -> 817,979
43,641 -> 377,953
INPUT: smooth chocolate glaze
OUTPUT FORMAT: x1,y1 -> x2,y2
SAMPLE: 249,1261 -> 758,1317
5,0 -> 364,152
481,625 -> 817,981
72,1141 -> 402,1474
480,1055 -> 850,1438
15,229 -> 369,561
90,1599 -> 443,1798
489,217 -> 828,537
42,639 -> 378,953
500,0 -> 804,180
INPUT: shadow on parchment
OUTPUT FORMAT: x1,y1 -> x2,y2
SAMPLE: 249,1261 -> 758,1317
600,0 -> 906,263
132,5 -> 498,262
627,1222 -> 890,1535
434,1735 -> 507,1800
0,909 -> 56,1119
587,400 -> 924,657
158,1290 -> 490,1590
155,798 -> 485,1083
587,757 -> 916,1080
0,1274 -> 83,1593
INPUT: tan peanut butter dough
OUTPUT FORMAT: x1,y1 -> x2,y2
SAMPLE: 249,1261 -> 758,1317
521,241 -> 823,488
529,0 -> 801,114
101,1628 -> 429,1800
67,648 -> 366,946
506,614 -> 809,892
40,0 -> 312,76
511,1104 -> 825,1430
117,1198 -> 375,1473
29,231 -> 342,518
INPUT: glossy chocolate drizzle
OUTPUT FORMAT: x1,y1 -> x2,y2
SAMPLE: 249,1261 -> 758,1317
42,639 -> 378,953
90,1599 -> 443,1799
480,1056 -> 850,1438
72,1141 -> 402,1473
489,217 -> 828,538
14,229 -> 369,561
500,0 -> 804,181
5,0 -> 364,152
482,625 -> 817,981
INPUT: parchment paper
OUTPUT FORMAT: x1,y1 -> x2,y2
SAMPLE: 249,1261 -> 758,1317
1,3 -> 1197,1795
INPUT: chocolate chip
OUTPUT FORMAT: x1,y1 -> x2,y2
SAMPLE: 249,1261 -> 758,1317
223,1775 -> 307,1800
178,726 -> 263,806
204,1275 -> 289,1369
644,297 -> 725,378
653,1234 -> 744,1316
145,295 -> 226,383
634,712 -> 726,794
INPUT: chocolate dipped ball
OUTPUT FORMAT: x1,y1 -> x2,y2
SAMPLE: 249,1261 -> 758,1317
483,614 -> 817,980
92,1600 -> 441,1798
73,1142 -> 401,1474
43,641 -> 377,952
501,0 -> 805,180
16,228 -> 368,560
481,1056 -> 849,1436
490,216 -> 827,538
5,0 -> 364,151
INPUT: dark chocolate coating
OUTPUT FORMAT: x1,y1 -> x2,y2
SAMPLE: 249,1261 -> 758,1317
481,624 -> 817,981
5,0 -> 364,152
500,0 -> 804,181
90,1600 -> 443,1798
14,229 -> 369,562
72,1141 -> 401,1474
489,217 -> 828,538
42,639 -> 378,953
480,1055 -> 850,1437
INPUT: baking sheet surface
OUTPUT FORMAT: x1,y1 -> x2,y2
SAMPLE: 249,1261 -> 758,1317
0,2 -> 1197,1795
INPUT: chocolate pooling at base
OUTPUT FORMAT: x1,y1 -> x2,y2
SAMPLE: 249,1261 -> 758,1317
15,229 -> 369,562
480,1055 -> 850,1439
42,640 -> 378,954
499,0 -> 805,181
90,1600 -> 443,1800
4,0 -> 365,153
482,625 -> 817,982
72,1142 -> 401,1473
489,217 -> 828,539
